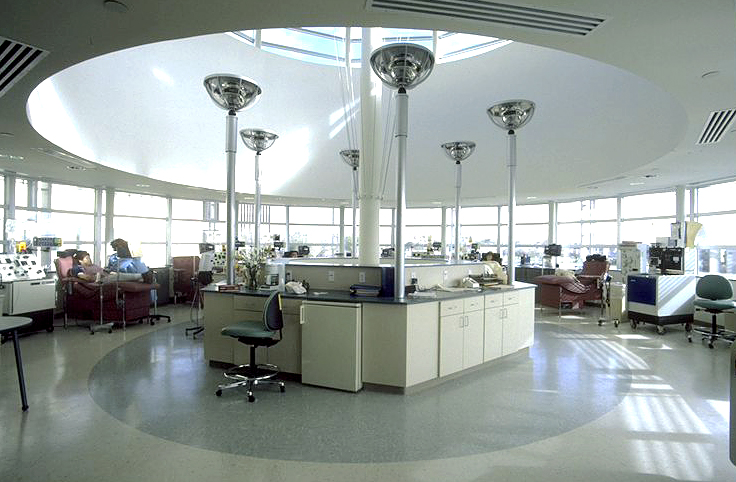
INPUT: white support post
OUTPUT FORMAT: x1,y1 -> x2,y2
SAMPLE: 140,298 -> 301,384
454,161 -> 462,262
254,151 -> 261,251
507,131 -> 517,284
395,89 -> 408,299
225,112 -> 238,285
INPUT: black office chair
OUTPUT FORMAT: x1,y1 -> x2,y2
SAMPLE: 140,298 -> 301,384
689,275 -> 736,348
215,291 -> 285,402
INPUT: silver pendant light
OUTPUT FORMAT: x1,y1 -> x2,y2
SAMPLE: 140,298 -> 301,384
441,141 -> 476,263
370,43 -> 434,299
240,128 -> 278,252
487,99 -> 535,284
340,149 -> 360,258
203,74 -> 262,284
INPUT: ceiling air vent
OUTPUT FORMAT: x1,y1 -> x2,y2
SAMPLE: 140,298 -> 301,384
0,36 -> 48,99
697,109 -> 736,145
367,0 -> 605,36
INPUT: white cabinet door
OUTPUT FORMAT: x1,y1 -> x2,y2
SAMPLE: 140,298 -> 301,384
502,304 -> 520,355
301,301 -> 362,392
484,307 -> 503,362
463,310 -> 484,368
439,314 -> 464,377
517,288 -> 535,349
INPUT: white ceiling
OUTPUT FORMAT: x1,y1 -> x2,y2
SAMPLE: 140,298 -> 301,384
1,0 -> 735,206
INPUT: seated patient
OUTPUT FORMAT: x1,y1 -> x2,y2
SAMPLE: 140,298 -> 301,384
71,251 -> 104,281
72,250 -> 146,283
106,238 -> 149,275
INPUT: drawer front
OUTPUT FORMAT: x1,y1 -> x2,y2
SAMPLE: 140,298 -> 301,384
440,299 -> 464,316
485,293 -> 503,309
503,291 -> 519,306
463,296 -> 484,312
233,295 -> 266,312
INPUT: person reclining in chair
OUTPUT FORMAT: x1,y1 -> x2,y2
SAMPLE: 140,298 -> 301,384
71,250 -> 148,283
106,238 -> 153,283
71,250 -> 104,281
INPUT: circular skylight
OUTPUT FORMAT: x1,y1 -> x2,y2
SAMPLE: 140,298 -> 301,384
227,27 -> 512,66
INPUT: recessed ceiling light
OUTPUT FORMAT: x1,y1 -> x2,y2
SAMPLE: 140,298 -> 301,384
0,132 -> 14,137
66,165 -> 87,171
701,70 -> 720,79
629,181 -> 645,186
526,196 -> 537,199
103,0 -> 129,13
135,183 -> 150,188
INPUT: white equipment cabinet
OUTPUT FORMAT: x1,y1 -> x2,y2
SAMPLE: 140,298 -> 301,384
627,274 -> 696,334
2,279 -> 55,315
300,301 -> 362,392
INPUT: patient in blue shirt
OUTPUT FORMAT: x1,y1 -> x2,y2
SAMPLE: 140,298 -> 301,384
106,238 -> 153,283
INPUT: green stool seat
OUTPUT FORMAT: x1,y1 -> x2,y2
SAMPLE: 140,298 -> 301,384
221,321 -> 276,340
694,299 -> 736,312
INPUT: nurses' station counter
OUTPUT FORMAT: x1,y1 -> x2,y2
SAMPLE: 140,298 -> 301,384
202,266 -> 535,392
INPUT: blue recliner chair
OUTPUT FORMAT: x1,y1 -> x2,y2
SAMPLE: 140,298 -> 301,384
689,275 -> 736,348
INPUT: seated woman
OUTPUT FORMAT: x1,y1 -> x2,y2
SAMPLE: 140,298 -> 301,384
72,251 -> 104,281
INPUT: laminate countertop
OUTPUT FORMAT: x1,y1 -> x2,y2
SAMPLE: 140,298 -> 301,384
201,282 -> 534,305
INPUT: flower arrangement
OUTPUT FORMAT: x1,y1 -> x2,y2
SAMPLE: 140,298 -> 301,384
235,246 -> 269,290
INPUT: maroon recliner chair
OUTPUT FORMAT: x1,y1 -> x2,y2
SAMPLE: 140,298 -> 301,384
55,255 -> 157,330
534,259 -> 610,311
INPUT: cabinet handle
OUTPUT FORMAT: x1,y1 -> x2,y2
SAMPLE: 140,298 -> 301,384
299,304 -> 305,325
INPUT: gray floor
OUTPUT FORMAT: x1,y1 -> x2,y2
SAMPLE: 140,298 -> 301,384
1,303 -> 735,481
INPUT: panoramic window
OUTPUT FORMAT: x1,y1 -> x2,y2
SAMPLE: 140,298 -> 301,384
230,27 -> 511,67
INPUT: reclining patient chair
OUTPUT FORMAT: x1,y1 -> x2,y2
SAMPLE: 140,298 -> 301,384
55,254 -> 158,332
534,256 -> 610,313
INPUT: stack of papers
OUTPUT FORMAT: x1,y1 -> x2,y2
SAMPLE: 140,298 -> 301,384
350,284 -> 381,297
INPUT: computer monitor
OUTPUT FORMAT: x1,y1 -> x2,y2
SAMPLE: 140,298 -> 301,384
544,244 -> 562,256
198,243 -> 215,254
661,247 -> 684,273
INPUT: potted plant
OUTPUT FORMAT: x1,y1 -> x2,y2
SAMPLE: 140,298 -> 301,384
236,247 -> 268,290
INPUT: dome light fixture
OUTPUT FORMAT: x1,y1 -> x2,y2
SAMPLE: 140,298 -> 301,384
204,73 -> 262,284
240,129 -> 279,251
370,43 -> 435,299
487,100 -> 536,284
441,141 -> 476,262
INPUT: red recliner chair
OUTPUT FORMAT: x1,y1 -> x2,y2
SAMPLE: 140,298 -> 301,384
55,255 -> 157,330
534,259 -> 610,311
172,256 -> 200,303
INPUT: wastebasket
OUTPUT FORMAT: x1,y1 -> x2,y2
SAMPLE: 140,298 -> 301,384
609,282 -> 626,327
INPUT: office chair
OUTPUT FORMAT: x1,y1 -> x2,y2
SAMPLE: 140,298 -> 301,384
215,291 -> 285,402
689,275 -> 736,348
